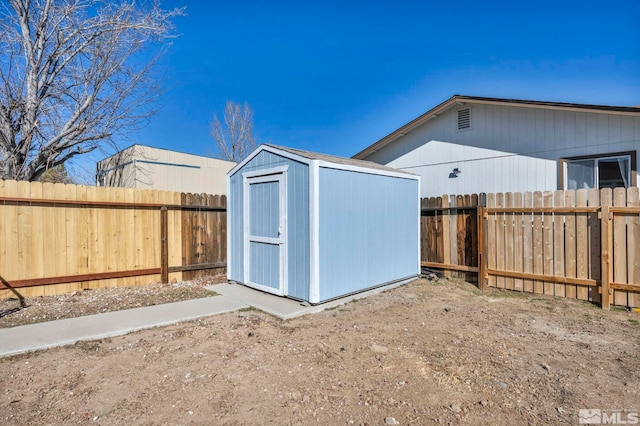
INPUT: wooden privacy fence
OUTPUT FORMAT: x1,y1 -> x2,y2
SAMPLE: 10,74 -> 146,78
421,188 -> 640,310
0,180 -> 226,299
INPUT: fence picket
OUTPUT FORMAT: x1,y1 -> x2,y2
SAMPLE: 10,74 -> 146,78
436,196 -> 444,266
85,185 -> 99,290
30,182 -> 44,284
613,187 -> 628,306
532,192 -> 544,294
542,191 -> 554,295
627,187 -> 640,308
553,190 -> 565,297
53,183 -> 68,282
456,195 -> 465,278
504,192 -> 515,290
441,195 -> 451,278
16,181 -> 32,285
468,193 -> 479,283
420,198 -> 429,267
564,190 -> 577,299
65,184 -> 79,293
168,190 -> 183,283
495,193 -> 505,289
587,188 -> 601,303
601,188 -> 613,308
76,185 -> 89,289
522,192 -> 534,292
575,189 -> 589,300
486,193 -> 496,287
122,188 -> 136,286
219,195 -> 228,275
511,192 -> 523,291
449,195 -> 459,279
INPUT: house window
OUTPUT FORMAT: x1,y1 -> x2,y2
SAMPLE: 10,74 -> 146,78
457,108 -> 471,131
565,154 -> 631,190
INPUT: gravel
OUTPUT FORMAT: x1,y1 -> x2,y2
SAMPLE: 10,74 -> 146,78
0,275 -> 225,328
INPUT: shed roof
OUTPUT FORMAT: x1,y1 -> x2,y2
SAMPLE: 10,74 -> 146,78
264,144 -> 413,175
229,144 -> 416,178
353,95 -> 640,159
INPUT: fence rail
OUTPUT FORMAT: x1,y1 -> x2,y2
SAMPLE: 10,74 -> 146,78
421,187 -> 640,309
0,180 -> 226,299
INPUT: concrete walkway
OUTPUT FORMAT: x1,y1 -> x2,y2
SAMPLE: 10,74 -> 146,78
0,295 -> 248,358
0,279 -> 412,358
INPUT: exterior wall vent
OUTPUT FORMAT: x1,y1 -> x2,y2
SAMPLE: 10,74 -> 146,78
457,108 -> 471,130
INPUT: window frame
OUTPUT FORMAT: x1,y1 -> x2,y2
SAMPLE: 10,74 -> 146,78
559,151 -> 637,190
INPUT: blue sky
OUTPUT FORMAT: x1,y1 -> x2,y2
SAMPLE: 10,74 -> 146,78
105,0 -> 639,166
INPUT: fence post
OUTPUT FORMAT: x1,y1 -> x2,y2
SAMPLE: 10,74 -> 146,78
160,206 -> 169,284
600,205 -> 612,310
477,205 -> 487,290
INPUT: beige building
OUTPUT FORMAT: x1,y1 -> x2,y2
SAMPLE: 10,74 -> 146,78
96,144 -> 235,194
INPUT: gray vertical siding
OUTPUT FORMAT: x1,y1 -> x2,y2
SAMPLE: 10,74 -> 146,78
228,150 -> 310,300
317,168 -> 419,302
249,242 -> 280,290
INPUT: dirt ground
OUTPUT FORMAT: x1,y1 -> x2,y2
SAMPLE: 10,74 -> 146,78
1,277 -> 639,425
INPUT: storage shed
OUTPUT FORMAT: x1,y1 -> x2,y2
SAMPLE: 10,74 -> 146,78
227,144 -> 420,304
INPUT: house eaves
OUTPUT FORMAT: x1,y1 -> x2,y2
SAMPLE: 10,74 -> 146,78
352,95 -> 640,160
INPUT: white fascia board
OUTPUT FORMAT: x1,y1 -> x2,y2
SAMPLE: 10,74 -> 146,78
226,172 -> 233,280
308,159 -> 320,304
317,161 -> 420,181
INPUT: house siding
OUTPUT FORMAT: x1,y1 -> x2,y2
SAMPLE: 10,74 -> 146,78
317,167 -> 419,301
97,145 -> 235,194
364,104 -> 640,197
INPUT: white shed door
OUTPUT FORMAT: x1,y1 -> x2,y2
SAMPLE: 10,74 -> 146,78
243,172 -> 286,295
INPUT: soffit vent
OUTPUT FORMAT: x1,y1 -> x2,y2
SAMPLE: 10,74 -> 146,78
457,108 -> 471,130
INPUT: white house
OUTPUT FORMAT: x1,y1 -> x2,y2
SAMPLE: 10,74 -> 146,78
353,95 -> 640,198
97,144 -> 235,194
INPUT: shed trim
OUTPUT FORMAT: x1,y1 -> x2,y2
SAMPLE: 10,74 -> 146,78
241,165 -> 289,179
309,160 -> 321,304
226,172 -> 232,280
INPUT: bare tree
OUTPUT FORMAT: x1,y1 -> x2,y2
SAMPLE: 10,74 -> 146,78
0,0 -> 184,181
210,101 -> 257,162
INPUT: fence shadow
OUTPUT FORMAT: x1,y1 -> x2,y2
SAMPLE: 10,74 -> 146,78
0,276 -> 28,318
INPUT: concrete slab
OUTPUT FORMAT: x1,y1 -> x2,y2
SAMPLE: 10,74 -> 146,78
207,278 -> 415,320
0,296 -> 248,358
